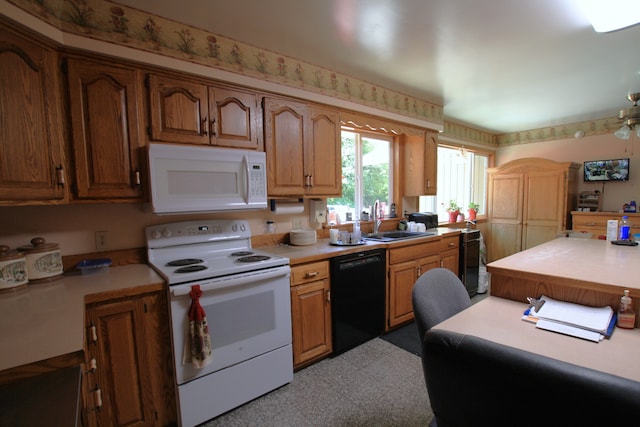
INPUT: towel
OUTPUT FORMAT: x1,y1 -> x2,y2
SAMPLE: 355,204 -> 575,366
188,285 -> 213,368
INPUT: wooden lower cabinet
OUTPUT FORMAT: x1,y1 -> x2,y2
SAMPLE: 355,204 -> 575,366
439,235 -> 460,274
290,261 -> 332,369
571,211 -> 640,238
387,240 -> 441,328
83,290 -> 176,427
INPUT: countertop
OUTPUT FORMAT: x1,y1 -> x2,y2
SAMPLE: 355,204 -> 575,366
0,264 -> 164,373
0,227 -> 463,375
487,237 -> 640,291
434,296 -> 640,382
262,227 -> 463,265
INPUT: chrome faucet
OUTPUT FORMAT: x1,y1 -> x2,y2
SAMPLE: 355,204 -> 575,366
373,200 -> 381,234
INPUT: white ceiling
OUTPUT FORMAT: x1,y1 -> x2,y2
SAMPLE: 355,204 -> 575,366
117,0 -> 640,134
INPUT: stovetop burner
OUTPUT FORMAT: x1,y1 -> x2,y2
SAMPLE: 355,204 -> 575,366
175,265 -> 208,273
230,251 -> 254,257
237,255 -> 271,263
167,258 -> 204,267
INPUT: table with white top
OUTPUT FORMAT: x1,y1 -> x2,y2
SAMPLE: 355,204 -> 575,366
433,296 -> 640,382
487,237 -> 640,326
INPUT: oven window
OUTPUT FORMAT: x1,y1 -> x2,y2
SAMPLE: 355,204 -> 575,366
203,290 -> 276,348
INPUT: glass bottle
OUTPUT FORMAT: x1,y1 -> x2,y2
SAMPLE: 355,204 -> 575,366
619,216 -> 631,240
617,290 -> 635,329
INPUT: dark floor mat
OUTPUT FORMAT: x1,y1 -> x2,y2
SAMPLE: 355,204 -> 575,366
380,321 -> 421,356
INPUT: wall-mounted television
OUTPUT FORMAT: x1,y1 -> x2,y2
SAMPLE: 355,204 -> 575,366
583,158 -> 630,182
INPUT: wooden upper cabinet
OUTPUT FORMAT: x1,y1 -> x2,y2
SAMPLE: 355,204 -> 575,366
148,74 -> 262,149
148,74 -> 208,144
66,57 -> 144,201
403,131 -> 437,196
263,97 -> 341,197
264,97 -> 306,195
306,106 -> 341,196
0,25 -> 66,204
211,87 -> 261,149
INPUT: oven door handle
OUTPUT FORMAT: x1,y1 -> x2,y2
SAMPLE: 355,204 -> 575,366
170,266 -> 291,297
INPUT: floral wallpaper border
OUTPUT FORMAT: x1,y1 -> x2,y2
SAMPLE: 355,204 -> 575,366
7,0 -> 444,121
5,0 -> 620,148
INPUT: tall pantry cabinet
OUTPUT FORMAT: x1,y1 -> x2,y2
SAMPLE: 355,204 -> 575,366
487,158 -> 579,262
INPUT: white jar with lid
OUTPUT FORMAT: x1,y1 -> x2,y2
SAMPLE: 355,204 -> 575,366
0,245 -> 28,290
18,237 -> 63,282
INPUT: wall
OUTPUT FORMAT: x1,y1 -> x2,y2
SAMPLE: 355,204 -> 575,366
0,203 -> 312,256
496,133 -> 640,212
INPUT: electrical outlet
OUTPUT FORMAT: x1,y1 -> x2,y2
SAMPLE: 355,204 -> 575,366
292,217 -> 303,230
95,230 -> 108,250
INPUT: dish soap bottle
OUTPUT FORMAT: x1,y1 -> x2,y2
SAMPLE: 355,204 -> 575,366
617,290 -> 635,329
619,216 -> 631,240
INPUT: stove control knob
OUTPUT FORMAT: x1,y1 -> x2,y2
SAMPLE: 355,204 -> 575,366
232,224 -> 238,232
162,229 -> 172,238
151,229 -> 162,239
240,223 -> 246,232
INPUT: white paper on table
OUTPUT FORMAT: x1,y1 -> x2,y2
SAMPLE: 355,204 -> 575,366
535,319 -> 603,343
532,295 -> 613,333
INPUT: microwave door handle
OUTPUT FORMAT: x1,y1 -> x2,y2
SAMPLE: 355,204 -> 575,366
243,154 -> 250,205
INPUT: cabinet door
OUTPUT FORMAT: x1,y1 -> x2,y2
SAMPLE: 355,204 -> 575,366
403,131 -> 437,196
487,172 -> 524,261
0,26 -> 66,203
210,87 -> 262,150
264,97 -> 306,195
523,170 -> 565,250
305,106 -> 341,196
85,292 -> 176,427
388,260 -> 419,327
67,58 -> 144,200
290,279 -> 332,368
148,74 -> 209,144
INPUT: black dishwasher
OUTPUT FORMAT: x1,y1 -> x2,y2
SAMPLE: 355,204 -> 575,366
330,248 -> 386,356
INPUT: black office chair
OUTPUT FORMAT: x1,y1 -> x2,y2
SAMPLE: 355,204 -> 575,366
411,268 -> 472,427
412,267 -> 472,341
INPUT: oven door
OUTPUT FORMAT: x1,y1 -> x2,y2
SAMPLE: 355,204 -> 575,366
169,266 -> 292,384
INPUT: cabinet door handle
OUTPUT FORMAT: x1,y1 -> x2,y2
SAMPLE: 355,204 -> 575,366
448,242 -> 455,247
134,169 -> 141,186
326,289 -> 331,303
309,174 -> 313,187
202,117 -> 208,136
210,117 -> 217,137
84,358 -> 97,374
93,385 -> 103,410
89,325 -> 97,343
440,260 -> 444,267
304,271 -> 319,278
56,164 -> 65,187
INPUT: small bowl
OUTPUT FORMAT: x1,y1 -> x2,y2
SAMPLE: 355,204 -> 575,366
76,258 -> 112,275
634,234 -> 640,243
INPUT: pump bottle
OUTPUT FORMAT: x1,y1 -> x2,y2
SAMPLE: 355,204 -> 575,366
617,290 -> 635,329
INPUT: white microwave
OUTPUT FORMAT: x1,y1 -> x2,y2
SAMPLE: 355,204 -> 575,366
147,143 -> 267,214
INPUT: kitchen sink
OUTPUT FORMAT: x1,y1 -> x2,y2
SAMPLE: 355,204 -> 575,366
363,231 -> 436,242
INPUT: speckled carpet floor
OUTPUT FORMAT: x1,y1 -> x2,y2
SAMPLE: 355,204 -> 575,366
199,338 -> 433,427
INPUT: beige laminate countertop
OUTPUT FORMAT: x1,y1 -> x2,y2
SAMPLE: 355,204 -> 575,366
487,237 -> 640,291
261,227 -> 462,265
434,296 -> 640,382
0,264 -> 164,373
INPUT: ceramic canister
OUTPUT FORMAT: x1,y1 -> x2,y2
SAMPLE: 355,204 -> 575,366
18,237 -> 63,282
0,245 -> 28,290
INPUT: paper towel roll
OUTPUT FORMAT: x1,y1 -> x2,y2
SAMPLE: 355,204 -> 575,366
271,201 -> 304,215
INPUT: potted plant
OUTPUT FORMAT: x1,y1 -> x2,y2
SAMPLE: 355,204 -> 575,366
468,202 -> 479,221
445,200 -> 460,223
